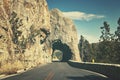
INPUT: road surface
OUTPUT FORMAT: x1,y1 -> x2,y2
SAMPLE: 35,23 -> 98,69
1,62 -> 111,80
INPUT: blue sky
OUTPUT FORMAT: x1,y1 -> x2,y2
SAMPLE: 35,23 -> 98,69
46,0 -> 120,43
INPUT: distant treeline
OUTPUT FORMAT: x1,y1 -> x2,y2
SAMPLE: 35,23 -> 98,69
78,18 -> 120,64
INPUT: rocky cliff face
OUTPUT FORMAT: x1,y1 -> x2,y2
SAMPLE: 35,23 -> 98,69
0,0 -> 81,73
0,0 -> 51,70
50,9 -> 81,61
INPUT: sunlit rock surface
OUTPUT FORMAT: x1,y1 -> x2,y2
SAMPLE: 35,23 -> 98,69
0,0 -> 51,70
50,9 -> 81,61
0,0 -> 81,73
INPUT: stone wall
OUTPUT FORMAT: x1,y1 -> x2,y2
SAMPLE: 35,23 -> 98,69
68,60 -> 120,80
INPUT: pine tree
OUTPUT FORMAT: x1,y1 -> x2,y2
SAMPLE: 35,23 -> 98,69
78,35 -> 93,62
115,17 -> 120,42
99,21 -> 112,41
78,35 -> 85,61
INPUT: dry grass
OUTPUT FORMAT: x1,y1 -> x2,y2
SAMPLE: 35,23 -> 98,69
0,61 -> 24,75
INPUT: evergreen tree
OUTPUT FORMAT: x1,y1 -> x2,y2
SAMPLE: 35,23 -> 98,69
99,21 -> 113,41
78,35 -> 93,62
78,35 -> 85,61
115,17 -> 120,42
78,18 -> 120,64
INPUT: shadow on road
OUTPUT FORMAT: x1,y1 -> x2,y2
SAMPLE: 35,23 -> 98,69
67,75 -> 112,80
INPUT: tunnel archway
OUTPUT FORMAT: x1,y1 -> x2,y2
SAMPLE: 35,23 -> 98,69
52,50 -> 63,61
52,39 -> 73,62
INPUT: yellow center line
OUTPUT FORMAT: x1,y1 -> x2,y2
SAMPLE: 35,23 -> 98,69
44,71 -> 54,80
48,72 -> 54,80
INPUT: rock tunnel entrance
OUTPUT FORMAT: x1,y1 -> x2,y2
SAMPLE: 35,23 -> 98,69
52,50 -> 63,61
52,39 -> 73,62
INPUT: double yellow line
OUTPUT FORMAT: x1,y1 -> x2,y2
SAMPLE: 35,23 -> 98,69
44,71 -> 54,80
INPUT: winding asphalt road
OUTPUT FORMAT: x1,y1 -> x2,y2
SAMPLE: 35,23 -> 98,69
1,62 -> 111,80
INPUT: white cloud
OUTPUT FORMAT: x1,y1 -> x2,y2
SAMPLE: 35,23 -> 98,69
63,11 -> 105,21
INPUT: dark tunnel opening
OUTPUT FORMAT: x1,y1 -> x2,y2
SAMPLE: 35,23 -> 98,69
52,39 -> 73,62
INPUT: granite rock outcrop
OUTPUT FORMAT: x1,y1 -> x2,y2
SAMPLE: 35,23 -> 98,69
0,0 -> 81,74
